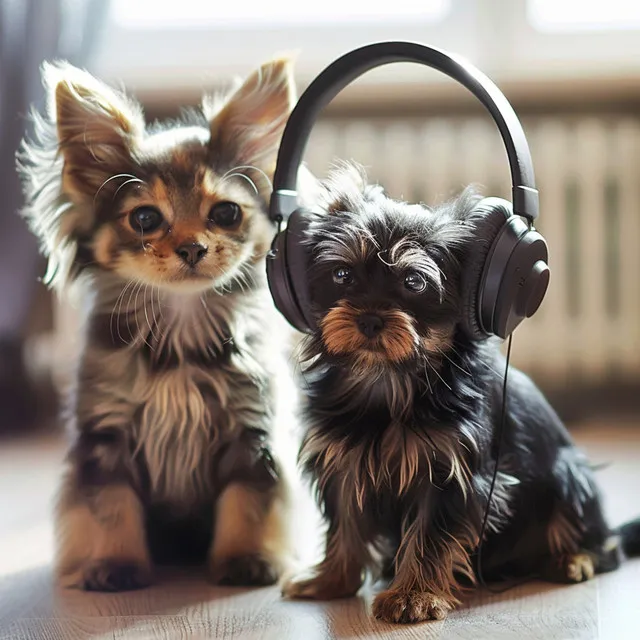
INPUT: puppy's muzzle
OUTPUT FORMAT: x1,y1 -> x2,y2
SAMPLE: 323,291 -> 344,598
320,301 -> 418,363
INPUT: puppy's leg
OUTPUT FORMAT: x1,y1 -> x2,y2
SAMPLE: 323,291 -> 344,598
282,480 -> 367,600
208,480 -> 291,587
373,491 -> 473,624
56,474 -> 152,591
542,447 -> 621,583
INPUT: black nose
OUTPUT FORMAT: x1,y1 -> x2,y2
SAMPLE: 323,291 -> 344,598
357,313 -> 384,339
176,243 -> 208,267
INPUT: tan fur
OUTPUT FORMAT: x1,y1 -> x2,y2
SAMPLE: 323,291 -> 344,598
20,56 -> 303,591
547,506 -> 583,556
209,482 -> 292,580
302,421 -> 473,517
55,479 -> 151,588
19,56 -> 298,294
564,553 -> 595,582
393,517 -> 476,601
283,495 -> 365,600
101,174 -> 268,291
370,509 -> 479,622
282,554 -> 363,600
92,224 -> 119,266
73,291 -> 276,506
373,590 -> 452,623
320,302 -> 418,363
422,326 -> 454,353
207,57 -> 296,177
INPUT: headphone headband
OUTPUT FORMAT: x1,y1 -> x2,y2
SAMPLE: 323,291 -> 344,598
270,41 -> 538,223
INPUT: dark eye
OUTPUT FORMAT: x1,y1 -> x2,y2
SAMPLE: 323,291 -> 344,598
129,206 -> 164,233
209,201 -> 242,228
333,266 -> 353,286
404,271 -> 427,293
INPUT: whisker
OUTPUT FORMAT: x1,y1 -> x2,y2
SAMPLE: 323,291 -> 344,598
221,172 -> 258,195
143,283 -> 159,346
449,343 -> 503,378
434,345 -> 472,376
110,280 -> 134,345
156,285 -> 166,325
125,281 -> 143,348
154,286 -> 170,352
221,164 -> 274,192
133,282 -> 152,349
94,173 -> 142,206
114,177 -> 146,200
424,356 -> 452,391
123,280 -> 140,346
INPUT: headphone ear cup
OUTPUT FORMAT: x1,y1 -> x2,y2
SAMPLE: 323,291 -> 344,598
265,209 -> 315,333
284,210 -> 316,331
460,198 -> 512,340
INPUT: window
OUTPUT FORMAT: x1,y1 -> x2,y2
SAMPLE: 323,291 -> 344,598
111,0 -> 452,29
528,0 -> 640,32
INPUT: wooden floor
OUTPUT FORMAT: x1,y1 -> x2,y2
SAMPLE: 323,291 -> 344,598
1,419 -> 638,640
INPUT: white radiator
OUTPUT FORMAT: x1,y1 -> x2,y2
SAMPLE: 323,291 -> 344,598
305,115 -> 640,386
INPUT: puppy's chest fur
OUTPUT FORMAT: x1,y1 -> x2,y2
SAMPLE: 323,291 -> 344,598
76,287 -> 277,507
301,374 -> 473,511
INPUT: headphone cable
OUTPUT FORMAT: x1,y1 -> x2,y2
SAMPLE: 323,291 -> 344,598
474,333 -> 532,594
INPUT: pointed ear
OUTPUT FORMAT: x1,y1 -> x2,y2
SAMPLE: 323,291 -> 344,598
43,61 -> 145,199
321,161 -> 371,214
207,56 -> 296,174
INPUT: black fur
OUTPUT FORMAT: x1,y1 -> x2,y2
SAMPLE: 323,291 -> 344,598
284,163 -> 639,624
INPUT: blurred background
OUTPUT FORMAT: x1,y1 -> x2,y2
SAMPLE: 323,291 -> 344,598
1,0 -> 640,436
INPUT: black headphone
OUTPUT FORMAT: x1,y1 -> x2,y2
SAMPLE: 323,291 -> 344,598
266,42 -> 550,340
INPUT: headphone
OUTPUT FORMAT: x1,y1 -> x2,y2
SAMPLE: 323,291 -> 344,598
266,42 -> 550,340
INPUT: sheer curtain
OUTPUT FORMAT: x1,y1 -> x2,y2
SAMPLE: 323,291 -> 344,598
0,0 -> 108,431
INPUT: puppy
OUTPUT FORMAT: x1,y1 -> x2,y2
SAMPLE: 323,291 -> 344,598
283,163 -> 640,623
17,58 -> 301,590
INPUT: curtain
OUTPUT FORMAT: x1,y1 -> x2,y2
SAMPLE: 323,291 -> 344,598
0,0 -> 109,430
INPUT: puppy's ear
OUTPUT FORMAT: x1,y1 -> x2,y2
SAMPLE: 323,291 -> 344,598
45,61 -> 144,200
207,57 -> 296,177
320,161 -> 371,214
16,62 -> 144,292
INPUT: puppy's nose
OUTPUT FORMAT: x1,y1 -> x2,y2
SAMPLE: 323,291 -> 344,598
176,243 -> 208,267
357,313 -> 384,339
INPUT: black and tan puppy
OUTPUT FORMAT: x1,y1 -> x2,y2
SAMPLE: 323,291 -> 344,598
16,59 -> 306,591
283,163 -> 640,624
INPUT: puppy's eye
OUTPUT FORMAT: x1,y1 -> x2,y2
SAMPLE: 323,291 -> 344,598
404,271 -> 427,293
129,206 -> 164,234
209,201 -> 242,228
333,266 -> 353,285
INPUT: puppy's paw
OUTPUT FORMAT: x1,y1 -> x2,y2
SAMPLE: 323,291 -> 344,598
282,571 -> 360,601
544,553 -> 595,584
80,559 -> 152,592
373,589 -> 452,624
564,553 -> 595,582
210,554 -> 279,587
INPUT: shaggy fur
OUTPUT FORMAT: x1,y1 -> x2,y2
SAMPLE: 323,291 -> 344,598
283,163 -> 640,624
17,58 -> 305,591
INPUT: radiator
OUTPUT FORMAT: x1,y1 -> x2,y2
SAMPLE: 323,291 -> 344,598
39,115 -> 639,392
304,115 -> 640,386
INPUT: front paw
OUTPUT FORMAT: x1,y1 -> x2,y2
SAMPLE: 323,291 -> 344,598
210,554 -> 280,587
80,559 -> 152,592
282,570 -> 362,601
373,589 -> 452,624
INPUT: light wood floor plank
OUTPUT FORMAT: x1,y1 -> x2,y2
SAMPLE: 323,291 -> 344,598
1,420 -> 638,639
